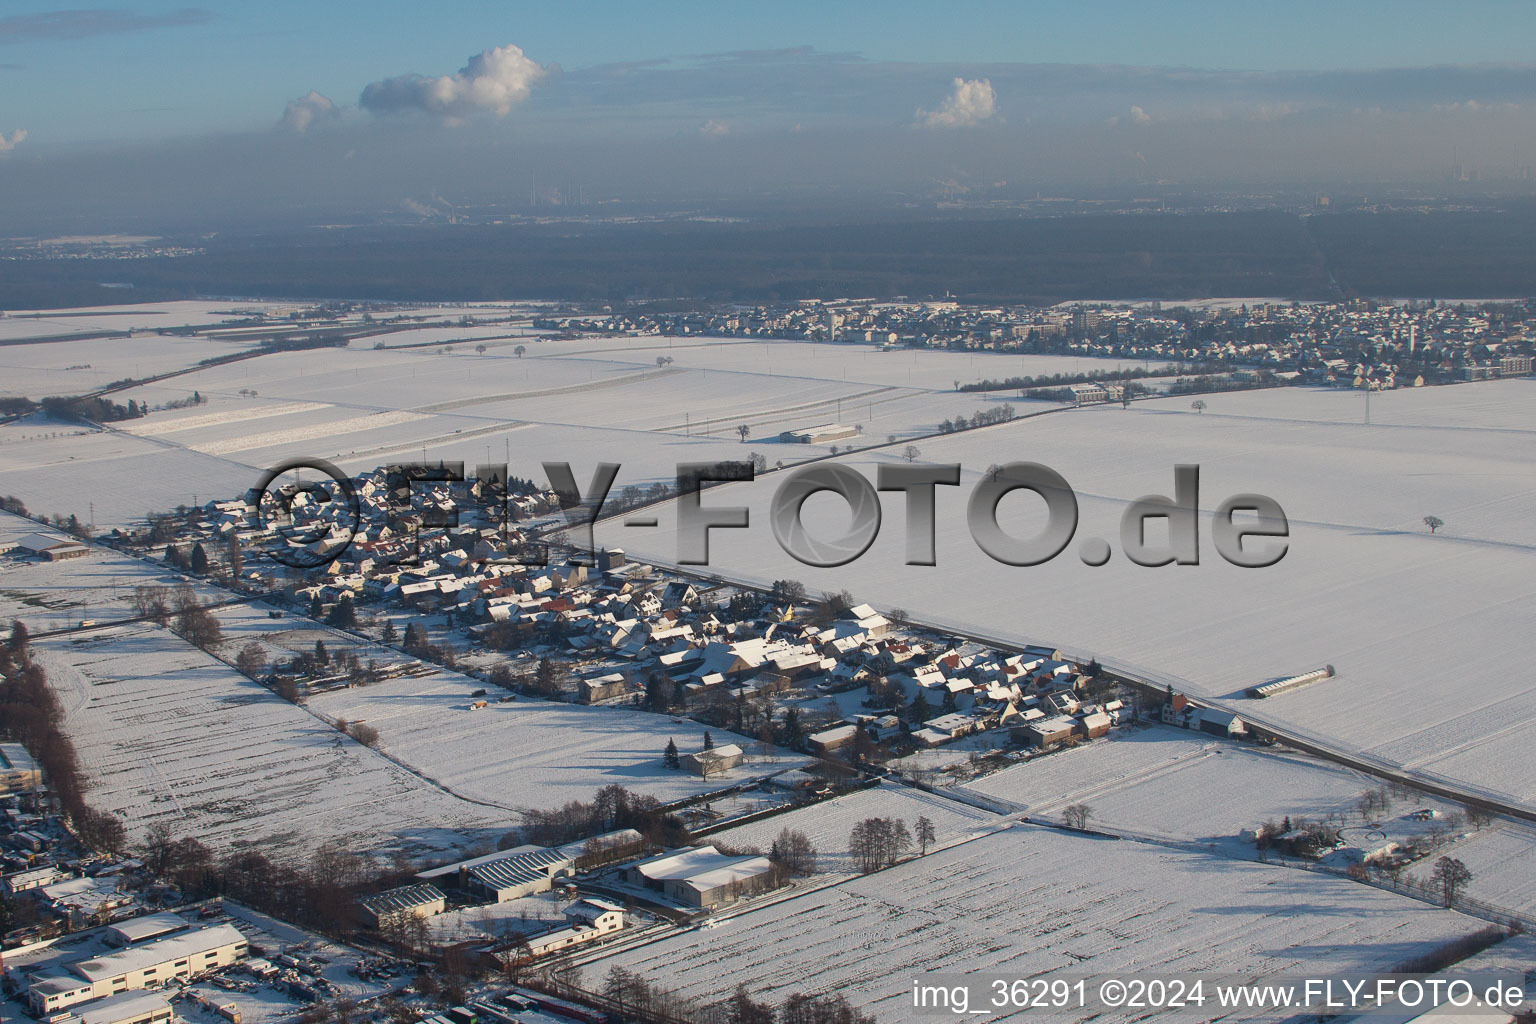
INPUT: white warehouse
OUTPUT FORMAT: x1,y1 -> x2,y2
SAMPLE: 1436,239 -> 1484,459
27,923 -> 248,1014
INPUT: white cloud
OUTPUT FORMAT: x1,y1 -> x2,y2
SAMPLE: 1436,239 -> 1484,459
0,128 -> 26,152
916,77 -> 996,128
361,43 -> 551,119
1130,104 -> 1152,124
700,118 -> 730,136
280,91 -> 338,133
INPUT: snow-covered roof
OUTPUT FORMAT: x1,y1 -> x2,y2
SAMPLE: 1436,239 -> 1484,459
632,845 -> 772,889
68,923 -> 245,982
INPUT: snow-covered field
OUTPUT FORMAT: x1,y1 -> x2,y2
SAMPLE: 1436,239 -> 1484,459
33,622 -> 510,858
599,379 -> 1536,806
1435,824 -> 1536,917
590,824 -> 1484,1022
960,727 -> 1376,835
305,663 -> 805,812
0,334 -> 262,398
707,781 -> 1002,871
544,336 -> 1171,390
0,516 -> 227,625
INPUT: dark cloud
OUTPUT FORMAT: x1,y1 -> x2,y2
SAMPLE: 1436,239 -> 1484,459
0,8 -> 211,45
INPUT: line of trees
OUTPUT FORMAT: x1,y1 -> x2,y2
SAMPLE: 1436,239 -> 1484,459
936,405 -> 1017,434
39,394 -> 151,423
141,820 -> 410,937
848,816 -> 911,873
517,783 -> 688,848
0,621 -> 127,853
598,967 -> 876,1024
961,364 -> 1199,393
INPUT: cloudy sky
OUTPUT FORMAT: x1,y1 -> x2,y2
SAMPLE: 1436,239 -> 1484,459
2,1 -> 1535,230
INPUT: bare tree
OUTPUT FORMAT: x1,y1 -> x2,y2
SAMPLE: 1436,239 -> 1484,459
737,424 -> 751,443
1423,515 -> 1444,534
1063,804 -> 1092,830
914,815 -> 937,855
174,603 -> 223,650
849,816 -> 911,873
902,444 -> 921,462
1191,400 -> 1207,414
769,828 -> 817,877
514,344 -> 526,358
1429,856 -> 1472,907
235,642 -> 266,679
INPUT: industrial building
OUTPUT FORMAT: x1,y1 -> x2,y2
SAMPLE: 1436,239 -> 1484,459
778,423 -> 860,444
14,532 -> 90,561
27,923 -> 248,1014
357,883 -> 447,928
0,741 -> 42,794
55,991 -> 174,1024
625,846 -> 776,909
104,912 -> 191,947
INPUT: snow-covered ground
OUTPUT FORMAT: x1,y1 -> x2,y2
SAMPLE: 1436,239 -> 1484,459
304,661 -> 806,812
706,781 -> 1003,872
0,517 -> 226,625
599,378 -> 1536,806
33,621 -> 511,858
960,726 -> 1373,831
589,823 -> 1486,1023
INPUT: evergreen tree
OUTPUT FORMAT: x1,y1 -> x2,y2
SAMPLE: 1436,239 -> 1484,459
644,672 -> 669,711
8,619 -> 29,656
314,640 -> 329,667
702,731 -> 714,750
403,622 -> 429,653
326,596 -> 357,629
309,594 -> 324,619
781,706 -> 803,747
380,618 -> 397,643
663,738 -> 680,770
189,543 -> 209,575
910,690 -> 932,723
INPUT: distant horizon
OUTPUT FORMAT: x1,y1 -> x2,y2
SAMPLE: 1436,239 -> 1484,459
3,4 -> 1536,234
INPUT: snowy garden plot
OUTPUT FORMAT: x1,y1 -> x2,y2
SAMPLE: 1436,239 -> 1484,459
599,381 -> 1536,805
591,824 -> 1483,1023
304,663 -> 806,812
35,623 -> 510,857
706,782 -> 1003,872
